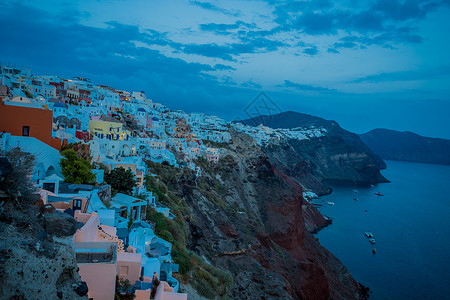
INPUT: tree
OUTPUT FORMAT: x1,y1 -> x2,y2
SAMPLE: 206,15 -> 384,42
60,142 -> 92,161
104,167 -> 136,196
1,148 -> 37,207
60,149 -> 95,184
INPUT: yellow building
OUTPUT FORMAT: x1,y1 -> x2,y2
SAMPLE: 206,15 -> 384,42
89,120 -> 131,141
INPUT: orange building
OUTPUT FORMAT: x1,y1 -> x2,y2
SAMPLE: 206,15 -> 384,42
0,102 -> 65,149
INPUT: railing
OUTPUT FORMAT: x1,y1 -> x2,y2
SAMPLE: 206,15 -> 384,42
76,251 -> 114,264
97,225 -> 125,253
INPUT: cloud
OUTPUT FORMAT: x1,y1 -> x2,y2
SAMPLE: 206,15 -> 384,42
278,80 -> 335,92
180,38 -> 286,61
352,66 -> 450,83
267,0 -> 449,49
214,64 -> 236,71
190,1 -> 240,16
303,46 -> 319,55
371,0 -> 442,21
241,80 -> 262,89
182,44 -> 236,61
199,21 -> 254,35
327,48 -> 340,54
294,12 -> 337,35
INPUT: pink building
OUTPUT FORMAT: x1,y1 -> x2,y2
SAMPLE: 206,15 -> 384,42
74,211 -> 143,299
117,252 -> 142,284
135,281 -> 188,300
75,241 -> 117,300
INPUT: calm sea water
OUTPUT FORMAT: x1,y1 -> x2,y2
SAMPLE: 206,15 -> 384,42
315,160 -> 450,300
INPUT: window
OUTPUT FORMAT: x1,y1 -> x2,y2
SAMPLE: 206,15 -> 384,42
42,182 -> 55,193
73,199 -> 82,211
22,126 -> 30,136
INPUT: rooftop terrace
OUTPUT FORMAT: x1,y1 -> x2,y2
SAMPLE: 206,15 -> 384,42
74,241 -> 117,264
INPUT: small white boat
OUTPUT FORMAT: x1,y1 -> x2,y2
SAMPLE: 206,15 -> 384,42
353,189 -> 359,193
327,201 -> 335,205
369,238 -> 376,244
364,232 -> 373,238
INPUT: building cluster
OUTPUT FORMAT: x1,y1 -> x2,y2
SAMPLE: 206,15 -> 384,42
0,64 -> 329,299
232,123 -> 327,146
0,64 -> 231,175
0,128 -> 185,299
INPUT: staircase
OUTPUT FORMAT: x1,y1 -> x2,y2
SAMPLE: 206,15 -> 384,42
97,225 -> 125,253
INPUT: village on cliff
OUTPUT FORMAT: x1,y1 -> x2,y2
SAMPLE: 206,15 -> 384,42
0,64 -> 326,299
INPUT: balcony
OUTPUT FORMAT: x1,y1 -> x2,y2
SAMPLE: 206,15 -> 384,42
74,241 -> 117,264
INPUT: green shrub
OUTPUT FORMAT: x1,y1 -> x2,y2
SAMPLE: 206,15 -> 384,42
172,247 -> 192,275
192,277 -> 216,299
158,182 -> 168,194
158,230 -> 174,243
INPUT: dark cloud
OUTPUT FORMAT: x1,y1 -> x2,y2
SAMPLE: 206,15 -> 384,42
352,66 -> 450,83
303,46 -> 319,55
327,48 -> 340,54
199,21 -> 254,35
371,0 -> 441,21
333,41 -> 358,49
267,0 -> 448,49
190,1 -> 240,16
294,12 -> 336,35
194,22 -> 286,59
214,64 -> 236,71
241,80 -> 262,89
237,37 -> 286,51
180,38 -> 286,61
278,80 -> 335,92
327,26 -> 423,51
182,44 -> 236,61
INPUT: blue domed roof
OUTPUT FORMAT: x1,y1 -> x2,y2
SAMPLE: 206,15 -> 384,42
54,102 -> 65,108
151,117 -> 159,121
137,108 -> 146,112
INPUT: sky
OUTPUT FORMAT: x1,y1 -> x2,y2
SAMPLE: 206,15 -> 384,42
1,0 -> 449,138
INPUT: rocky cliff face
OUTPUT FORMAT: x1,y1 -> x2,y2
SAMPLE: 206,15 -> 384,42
264,134 -> 389,196
236,111 -> 388,195
0,204 -> 88,300
360,128 -> 450,165
167,130 -> 366,299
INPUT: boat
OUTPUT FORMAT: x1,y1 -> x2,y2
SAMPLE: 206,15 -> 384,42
375,192 -> 384,196
369,238 -> 376,244
353,198 -> 358,201
327,201 -> 335,205
372,248 -> 376,254
364,232 -> 373,238
353,189 -> 358,193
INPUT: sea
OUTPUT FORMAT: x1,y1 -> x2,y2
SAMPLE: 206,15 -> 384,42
315,160 -> 450,300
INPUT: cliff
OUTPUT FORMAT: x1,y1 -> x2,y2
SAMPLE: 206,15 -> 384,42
360,128 -> 450,165
155,130 -> 367,299
0,203 -> 88,299
236,111 -> 388,195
